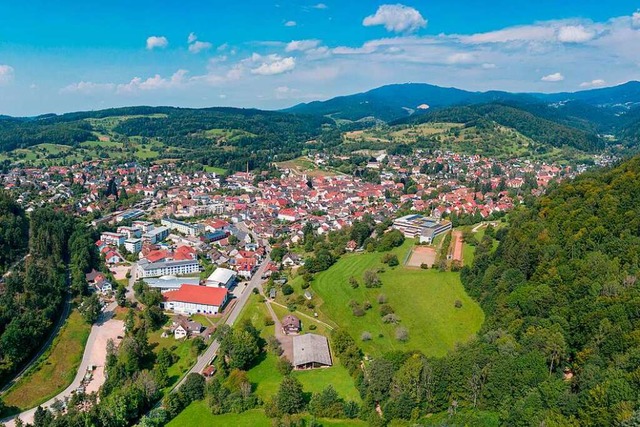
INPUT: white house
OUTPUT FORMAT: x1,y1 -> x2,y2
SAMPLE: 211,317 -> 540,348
124,238 -> 142,254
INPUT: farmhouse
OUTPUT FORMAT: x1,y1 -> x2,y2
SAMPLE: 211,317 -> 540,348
282,314 -> 301,335
163,284 -> 228,315
292,333 -> 332,370
392,214 -> 452,244
205,268 -> 237,288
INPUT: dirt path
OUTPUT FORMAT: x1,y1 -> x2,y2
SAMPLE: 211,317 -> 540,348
451,231 -> 464,263
2,304 -> 124,427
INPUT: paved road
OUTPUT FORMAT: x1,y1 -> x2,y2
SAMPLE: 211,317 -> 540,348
174,252 -> 271,389
1,302 -> 123,427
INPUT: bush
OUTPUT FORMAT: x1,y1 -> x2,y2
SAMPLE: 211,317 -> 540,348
377,294 -> 387,304
379,304 -> 394,316
309,324 -> 317,330
363,270 -> 382,288
352,306 -> 365,317
349,276 -> 359,289
301,281 -> 310,289
395,327 -> 409,342
363,301 -> 372,310
277,358 -> 293,375
361,331 -> 372,341
252,288 -> 259,295
382,253 -> 399,267
420,263 -> 430,269
282,284 -> 294,295
454,299 -> 463,308
383,314 -> 400,324
264,316 -> 275,326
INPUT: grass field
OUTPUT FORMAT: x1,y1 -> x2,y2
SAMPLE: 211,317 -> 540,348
2,310 -> 91,410
168,402 -> 368,427
312,240 -> 484,357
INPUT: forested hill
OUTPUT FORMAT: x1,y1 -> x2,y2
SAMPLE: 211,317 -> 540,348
285,81 -> 640,123
398,103 -> 605,152
0,106 -> 330,152
445,155 -> 640,425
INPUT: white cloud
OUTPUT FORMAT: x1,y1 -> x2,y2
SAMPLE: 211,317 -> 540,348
313,3 -> 328,9
460,25 -> 556,44
285,39 -> 321,52
633,11 -> 640,28
557,25 -> 595,43
363,4 -> 427,34
0,65 -> 15,85
117,69 -> 188,93
284,20 -> 297,27
541,72 -> 564,82
482,63 -> 497,69
188,32 -> 198,44
580,79 -> 606,88
250,55 -> 296,75
189,40 -> 213,53
146,36 -> 168,50
60,81 -> 116,94
446,52 -> 476,64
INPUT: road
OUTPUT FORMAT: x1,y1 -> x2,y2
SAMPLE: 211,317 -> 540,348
1,302 -> 123,427
173,221 -> 271,390
174,251 -> 271,389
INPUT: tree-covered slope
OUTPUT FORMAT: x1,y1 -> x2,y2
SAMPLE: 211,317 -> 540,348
401,103 -> 604,152
452,155 -> 640,425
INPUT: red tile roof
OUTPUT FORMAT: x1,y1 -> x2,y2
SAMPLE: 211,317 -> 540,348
164,285 -> 228,307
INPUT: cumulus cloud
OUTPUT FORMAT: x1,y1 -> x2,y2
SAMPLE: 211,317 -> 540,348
0,65 -> 15,85
541,72 -> 564,82
250,55 -> 296,75
189,40 -> 213,53
363,4 -> 427,34
117,69 -> 188,93
284,20 -> 297,27
633,11 -> 640,28
146,36 -> 168,50
580,79 -> 606,88
285,39 -> 321,52
60,81 -> 116,94
557,25 -> 595,43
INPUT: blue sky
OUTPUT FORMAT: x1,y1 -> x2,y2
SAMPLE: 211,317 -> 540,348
0,1 -> 639,115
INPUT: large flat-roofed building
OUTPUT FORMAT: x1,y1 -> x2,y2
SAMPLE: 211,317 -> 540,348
143,226 -> 169,244
161,218 -> 205,236
144,276 -> 201,292
292,334 -> 332,370
205,268 -> 237,288
163,284 -> 228,315
137,259 -> 201,278
116,209 -> 145,223
392,214 -> 452,244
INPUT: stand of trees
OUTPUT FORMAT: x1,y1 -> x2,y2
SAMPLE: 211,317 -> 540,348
0,207 -> 76,388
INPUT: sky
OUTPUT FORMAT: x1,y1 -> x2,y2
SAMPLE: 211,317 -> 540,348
1,1 -> 640,116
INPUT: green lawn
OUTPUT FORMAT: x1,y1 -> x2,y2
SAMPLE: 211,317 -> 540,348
312,240 -> 484,357
2,310 -> 91,410
203,165 -> 228,175
149,320 -> 200,391
168,402 -> 367,427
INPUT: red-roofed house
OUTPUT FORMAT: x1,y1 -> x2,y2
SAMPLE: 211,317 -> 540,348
163,284 -> 228,315
146,249 -> 171,263
174,245 -> 197,261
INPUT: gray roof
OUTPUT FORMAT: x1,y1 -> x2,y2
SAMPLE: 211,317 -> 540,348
293,334 -> 332,367
145,277 -> 200,289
